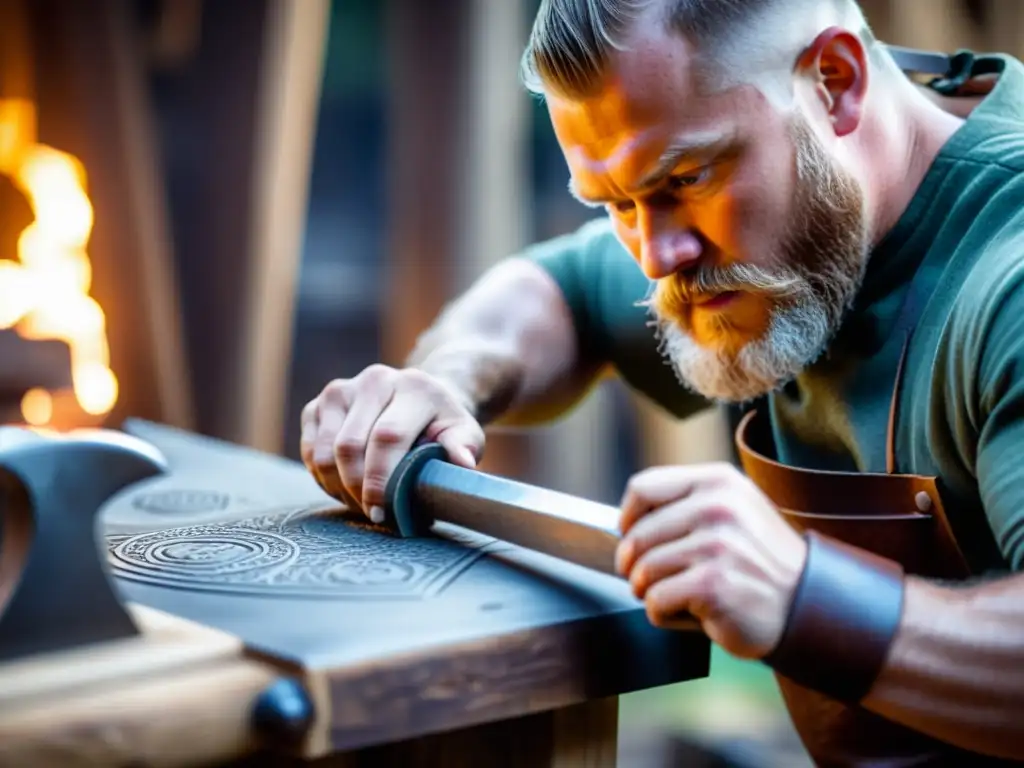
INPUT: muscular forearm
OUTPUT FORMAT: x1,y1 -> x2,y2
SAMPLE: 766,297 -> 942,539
404,257 -> 603,427
862,572 -> 1024,759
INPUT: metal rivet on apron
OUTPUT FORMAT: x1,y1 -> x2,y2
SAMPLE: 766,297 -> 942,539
915,491 -> 933,512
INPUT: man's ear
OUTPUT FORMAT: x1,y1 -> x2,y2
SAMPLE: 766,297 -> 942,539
796,26 -> 868,137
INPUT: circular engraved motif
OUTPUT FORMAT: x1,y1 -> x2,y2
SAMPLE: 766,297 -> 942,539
111,527 -> 297,585
149,537 -> 268,572
132,490 -> 230,515
107,506 -> 491,600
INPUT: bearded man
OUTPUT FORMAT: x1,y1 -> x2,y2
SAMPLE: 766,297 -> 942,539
301,0 -> 1024,763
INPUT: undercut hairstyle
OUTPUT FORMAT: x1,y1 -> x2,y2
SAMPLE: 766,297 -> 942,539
520,0 -> 886,101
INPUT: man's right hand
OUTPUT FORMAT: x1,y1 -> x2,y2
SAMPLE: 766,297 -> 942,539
299,365 -> 485,524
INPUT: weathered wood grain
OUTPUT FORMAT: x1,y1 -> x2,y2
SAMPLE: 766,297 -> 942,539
28,0 -> 195,431
232,698 -> 618,767
109,420 -> 711,759
0,604 -> 281,768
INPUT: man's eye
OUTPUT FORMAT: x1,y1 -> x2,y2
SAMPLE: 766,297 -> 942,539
666,166 -> 712,191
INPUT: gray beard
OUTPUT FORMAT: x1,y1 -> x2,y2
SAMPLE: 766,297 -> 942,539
647,292 -> 834,404
644,115 -> 869,404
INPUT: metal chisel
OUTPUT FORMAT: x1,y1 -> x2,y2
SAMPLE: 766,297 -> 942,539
382,443 -> 703,635
383,442 -> 627,578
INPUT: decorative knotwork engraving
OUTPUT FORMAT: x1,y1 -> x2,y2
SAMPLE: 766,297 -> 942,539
107,506 -> 485,600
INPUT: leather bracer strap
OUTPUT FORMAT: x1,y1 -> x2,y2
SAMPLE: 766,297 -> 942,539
763,530 -> 906,703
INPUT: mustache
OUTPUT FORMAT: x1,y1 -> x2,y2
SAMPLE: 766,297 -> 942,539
642,262 -> 806,312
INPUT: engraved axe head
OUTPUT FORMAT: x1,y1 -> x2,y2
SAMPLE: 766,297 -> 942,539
0,428 -> 169,660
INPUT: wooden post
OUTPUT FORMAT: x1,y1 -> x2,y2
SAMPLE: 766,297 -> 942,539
456,0 -> 531,295
860,0 -> 982,51
458,0 -> 555,484
381,0 -> 469,369
888,0 -> 981,52
383,0 -> 541,481
146,0 -> 327,451
312,698 -> 619,767
27,0 -> 195,431
237,0 -> 330,453
981,1 -> 1024,57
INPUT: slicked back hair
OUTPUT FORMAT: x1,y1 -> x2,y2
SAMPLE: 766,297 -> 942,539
520,0 -> 881,101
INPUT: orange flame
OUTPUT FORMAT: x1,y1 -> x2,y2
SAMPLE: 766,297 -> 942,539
0,99 -> 118,426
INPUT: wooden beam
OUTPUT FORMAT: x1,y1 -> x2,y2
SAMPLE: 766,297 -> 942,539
863,0 -> 981,51
0,0 -> 33,105
0,604 -> 279,767
150,0 -> 327,450
381,0 -> 469,368
458,0 -> 557,483
456,0 -> 531,294
315,698 -> 618,767
981,1 -> 1024,57
146,0 -> 204,70
238,0 -> 330,454
28,0 -> 196,430
383,0 -> 529,480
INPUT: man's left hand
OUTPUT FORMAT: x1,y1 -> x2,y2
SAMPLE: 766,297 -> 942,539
615,462 -> 808,659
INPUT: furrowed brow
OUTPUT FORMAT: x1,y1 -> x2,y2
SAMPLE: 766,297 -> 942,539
634,131 -> 731,191
567,130 -> 734,206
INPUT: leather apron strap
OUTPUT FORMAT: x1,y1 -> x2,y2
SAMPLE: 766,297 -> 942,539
729,50 -> 1012,765
732,228 -> 979,767
736,250 -> 972,579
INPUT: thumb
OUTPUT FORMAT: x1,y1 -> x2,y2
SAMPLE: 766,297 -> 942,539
435,425 -> 483,469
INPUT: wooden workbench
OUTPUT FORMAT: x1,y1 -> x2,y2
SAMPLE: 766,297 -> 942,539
1,421 -> 710,766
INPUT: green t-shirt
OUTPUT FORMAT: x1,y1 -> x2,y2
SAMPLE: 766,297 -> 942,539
526,53 -> 1024,574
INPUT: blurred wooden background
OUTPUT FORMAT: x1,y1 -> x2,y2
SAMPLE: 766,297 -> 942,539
1,2 -> 1020,765
4,0 -> 1023,489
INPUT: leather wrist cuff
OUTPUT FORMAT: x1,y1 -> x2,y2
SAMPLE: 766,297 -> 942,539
763,530 -> 906,703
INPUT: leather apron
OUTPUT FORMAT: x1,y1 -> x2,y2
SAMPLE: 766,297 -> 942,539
735,262 -> 1009,766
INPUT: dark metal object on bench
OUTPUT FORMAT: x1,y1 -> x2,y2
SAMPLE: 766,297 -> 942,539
0,426 -> 167,661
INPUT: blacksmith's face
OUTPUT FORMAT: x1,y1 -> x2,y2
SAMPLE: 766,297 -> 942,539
546,22 -> 870,402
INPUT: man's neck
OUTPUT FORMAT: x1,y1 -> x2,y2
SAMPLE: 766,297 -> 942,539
860,77 -> 967,247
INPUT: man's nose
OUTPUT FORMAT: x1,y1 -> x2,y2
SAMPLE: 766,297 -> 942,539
638,228 -> 703,280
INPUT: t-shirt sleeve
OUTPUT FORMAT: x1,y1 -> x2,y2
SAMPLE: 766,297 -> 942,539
967,252 -> 1024,571
518,218 -> 617,365
520,217 -> 708,420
